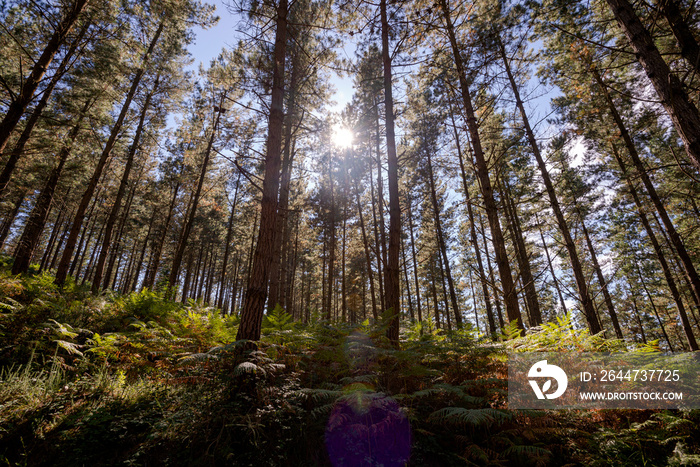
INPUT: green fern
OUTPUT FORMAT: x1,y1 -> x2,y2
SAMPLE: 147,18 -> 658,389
262,304 -> 294,332
429,407 -> 512,428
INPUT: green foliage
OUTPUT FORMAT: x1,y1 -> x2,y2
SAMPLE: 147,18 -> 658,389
507,312 -> 633,352
1,267 -> 698,465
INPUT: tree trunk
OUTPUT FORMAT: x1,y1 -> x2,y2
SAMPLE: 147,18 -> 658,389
355,166 -> 378,320
168,94 -> 224,290
439,0 -> 522,332
606,0 -> 700,170
369,155 -> 385,313
0,0 -> 90,195
500,176 -> 542,326
217,173 -> 241,309
322,152 -> 337,322
406,195 -> 423,324
535,213 -> 569,317
380,0 -> 402,345
636,263 -> 675,351
0,19 -> 89,199
575,204 -> 623,338
591,65 -> 700,338
494,34 -> 599,333
236,0 -> 289,341
143,180 -> 180,289
0,189 -> 27,249
425,147 -> 462,327
609,143 -> 698,350
93,77 -> 158,292
55,20 -> 164,286
12,101 -> 90,274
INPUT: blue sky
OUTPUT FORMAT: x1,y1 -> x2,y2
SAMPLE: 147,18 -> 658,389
187,0 -> 354,112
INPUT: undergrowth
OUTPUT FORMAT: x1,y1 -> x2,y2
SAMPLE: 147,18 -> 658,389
1,261 -> 698,466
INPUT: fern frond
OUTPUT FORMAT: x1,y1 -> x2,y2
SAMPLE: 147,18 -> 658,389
429,407 -> 511,427
234,361 -> 265,376
55,340 -> 83,356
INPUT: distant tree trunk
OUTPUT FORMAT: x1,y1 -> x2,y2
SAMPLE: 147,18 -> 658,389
69,187 -> 103,277
401,234 -> 414,322
369,155 -> 385,313
355,169 -> 378,320
0,189 -> 27,249
499,176 -> 542,326
104,169 -> 141,287
430,258 -> 441,329
130,206 -> 156,292
49,208 -> 74,271
169,97 -> 224,291
236,0 -> 289,341
324,157 -> 336,321
0,0 -> 90,196
217,173 -> 241,310
631,296 -> 648,344
71,215 -> 96,278
93,77 -> 158,292
82,222 -> 104,285
425,147 -> 462,327
451,114 -> 496,335
341,193 -> 348,323
479,210 -> 505,329
380,0 -> 402,345
437,248 -> 452,332
439,0 -> 522,332
606,0 -> 700,171
40,209 -> 66,271
535,213 -> 568,316
143,180 -> 180,290
12,101 -> 90,274
406,196 -> 423,324
55,20 -> 164,286
636,263 -> 675,351
574,204 -> 623,338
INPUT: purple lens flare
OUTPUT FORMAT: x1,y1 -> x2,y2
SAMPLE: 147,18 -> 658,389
325,390 -> 411,466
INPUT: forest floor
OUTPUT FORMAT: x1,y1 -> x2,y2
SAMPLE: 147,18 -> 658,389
1,259 -> 699,466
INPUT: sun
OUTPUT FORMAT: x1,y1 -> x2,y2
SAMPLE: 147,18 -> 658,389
332,126 -> 353,149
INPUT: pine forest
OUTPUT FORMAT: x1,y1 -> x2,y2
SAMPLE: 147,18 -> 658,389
1,0 -> 700,464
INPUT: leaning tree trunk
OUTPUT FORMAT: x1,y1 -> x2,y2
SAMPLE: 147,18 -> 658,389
659,0 -> 700,75
439,0 -> 523,332
12,100 -> 91,274
574,202 -> 623,339
217,173 -> 241,310
0,20 -> 89,200
499,176 -> 542,326
0,0 -> 90,197
168,95 -> 224,291
591,65 -> 700,344
495,34 -> 600,333
609,143 -> 698,350
425,147 -> 462,327
236,0 -> 289,342
449,108 -> 496,336
606,0 -> 700,171
93,77 -> 158,293
54,20 -> 164,286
